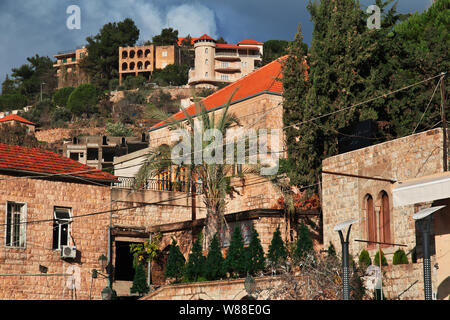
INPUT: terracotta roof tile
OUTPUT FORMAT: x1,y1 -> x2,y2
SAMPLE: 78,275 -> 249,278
0,114 -> 35,126
0,143 -> 117,183
150,55 -> 287,131
238,39 -> 264,45
195,34 -> 215,42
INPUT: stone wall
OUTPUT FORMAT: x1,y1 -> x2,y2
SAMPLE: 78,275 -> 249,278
0,174 -> 111,300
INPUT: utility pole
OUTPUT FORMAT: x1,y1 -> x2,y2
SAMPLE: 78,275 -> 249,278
441,72 -> 447,171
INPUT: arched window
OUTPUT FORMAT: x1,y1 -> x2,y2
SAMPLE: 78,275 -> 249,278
365,194 -> 377,249
145,49 -> 151,57
129,50 -> 135,59
122,62 -> 128,71
379,191 -> 391,245
205,59 -> 209,65
122,50 -> 128,59
137,61 -> 143,70
137,50 -> 143,58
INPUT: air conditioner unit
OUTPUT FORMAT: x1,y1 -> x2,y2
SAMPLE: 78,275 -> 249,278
61,245 -> 77,259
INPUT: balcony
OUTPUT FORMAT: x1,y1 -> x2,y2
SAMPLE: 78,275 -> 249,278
114,176 -> 203,194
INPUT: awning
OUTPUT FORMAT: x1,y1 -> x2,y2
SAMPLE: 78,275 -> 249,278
393,171 -> 450,207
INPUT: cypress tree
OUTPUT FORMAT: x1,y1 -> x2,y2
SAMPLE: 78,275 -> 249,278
392,248 -> 408,265
267,226 -> 287,268
165,239 -> 185,282
204,233 -> 225,281
374,249 -> 388,266
224,225 -> 246,277
185,234 -> 206,282
359,249 -> 372,268
294,222 -> 314,260
130,262 -> 149,296
245,227 -> 266,276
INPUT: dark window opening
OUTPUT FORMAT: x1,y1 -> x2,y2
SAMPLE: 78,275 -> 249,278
53,207 -> 72,250
114,241 -> 141,281
70,153 -> 80,161
87,148 -> 99,161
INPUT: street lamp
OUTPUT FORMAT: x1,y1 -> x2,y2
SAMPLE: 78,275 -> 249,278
101,286 -> 113,300
98,254 -> 108,271
334,218 -> 359,300
412,205 -> 445,300
40,82 -> 46,102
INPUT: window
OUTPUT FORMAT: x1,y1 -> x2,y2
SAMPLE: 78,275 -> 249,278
205,72 -> 209,78
5,202 -> 27,248
53,207 -> 72,250
379,191 -> 391,245
205,59 -> 209,65
365,194 -> 377,248
221,74 -> 229,81
221,62 -> 229,68
162,51 -> 167,57
205,48 -> 208,54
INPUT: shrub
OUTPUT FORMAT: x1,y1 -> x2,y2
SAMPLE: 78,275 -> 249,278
51,107 -> 72,124
0,93 -> 28,111
374,250 -> 388,266
52,87 -> 75,107
66,83 -> 99,116
245,227 -> 266,275
392,248 -> 408,265
358,249 -> 372,268
165,239 -> 185,282
294,222 -> 314,260
224,225 -> 247,277
204,234 -> 225,281
106,121 -> 133,137
185,234 -> 206,282
123,75 -> 147,90
327,242 -> 336,257
267,226 -> 287,268
130,263 -> 149,296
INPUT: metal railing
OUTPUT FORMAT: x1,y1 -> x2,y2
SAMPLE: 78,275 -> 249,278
114,176 -> 203,194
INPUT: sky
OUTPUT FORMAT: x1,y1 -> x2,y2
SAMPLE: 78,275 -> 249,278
0,0 -> 433,88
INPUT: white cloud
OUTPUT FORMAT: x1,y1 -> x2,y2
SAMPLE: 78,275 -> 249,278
165,3 -> 217,38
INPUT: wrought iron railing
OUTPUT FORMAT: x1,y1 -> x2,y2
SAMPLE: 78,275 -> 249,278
114,176 -> 203,194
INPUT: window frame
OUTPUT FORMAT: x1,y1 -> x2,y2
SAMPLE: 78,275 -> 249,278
5,201 -> 27,249
52,206 -> 72,251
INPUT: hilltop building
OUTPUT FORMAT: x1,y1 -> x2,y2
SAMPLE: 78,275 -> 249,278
53,47 -> 89,89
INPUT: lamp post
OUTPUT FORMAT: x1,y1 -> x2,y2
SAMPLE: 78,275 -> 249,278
90,254 -> 113,300
412,205 -> 445,300
40,82 -> 46,102
334,218 -> 359,300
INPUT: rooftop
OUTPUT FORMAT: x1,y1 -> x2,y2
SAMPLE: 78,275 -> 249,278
150,55 -> 286,131
238,39 -> 264,45
0,114 -> 35,126
0,143 -> 118,184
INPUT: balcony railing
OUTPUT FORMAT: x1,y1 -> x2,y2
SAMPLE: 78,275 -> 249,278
114,176 -> 203,194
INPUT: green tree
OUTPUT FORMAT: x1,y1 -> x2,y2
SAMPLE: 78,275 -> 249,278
0,93 -> 28,111
224,225 -> 247,277
267,226 -> 287,268
152,28 -> 179,46
106,121 -> 134,137
165,239 -> 186,282
66,83 -> 99,116
294,222 -> 314,260
185,234 -> 206,282
374,250 -> 388,266
52,87 -> 75,108
81,18 -> 140,89
262,40 -> 292,65
1,74 -> 17,95
130,263 -> 150,296
245,227 -> 266,276
327,242 -> 336,257
151,64 -> 189,86
392,248 -> 408,265
358,249 -> 372,268
204,233 -> 225,281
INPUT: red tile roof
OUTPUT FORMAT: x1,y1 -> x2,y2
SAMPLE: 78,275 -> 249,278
150,56 -> 287,131
238,39 -> 264,45
195,34 -> 215,42
0,114 -> 35,126
216,44 -> 260,51
0,143 -> 118,183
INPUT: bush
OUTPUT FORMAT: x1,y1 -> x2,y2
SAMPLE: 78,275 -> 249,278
51,107 -> 72,124
123,75 -> 147,90
106,121 -> 133,137
130,263 -> 149,296
294,222 -> 314,260
327,242 -> 336,257
0,93 -> 28,111
224,225 -> 247,278
392,248 -> 408,265
151,64 -> 189,86
374,250 -> 388,266
358,249 -> 372,268
52,87 -> 75,107
204,234 -> 225,281
165,239 -> 185,282
185,234 -> 206,282
267,226 -> 288,268
66,83 -> 99,116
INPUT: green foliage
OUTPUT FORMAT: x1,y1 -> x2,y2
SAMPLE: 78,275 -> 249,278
392,248 -> 409,265
106,121 -> 134,137
262,40 -> 292,65
374,250 -> 388,266
51,107 -> 72,125
0,93 -> 28,111
245,227 -> 266,276
151,64 -> 189,86
294,222 -> 314,260
66,84 -> 99,116
130,234 -> 161,269
327,242 -> 336,257
267,226 -> 288,267
204,234 -> 225,281
224,225 -> 247,277
1,75 -> 17,95
81,18 -> 140,89
123,75 -> 147,90
52,87 -> 75,107
165,239 -> 186,282
152,28 -> 179,46
358,249 -> 372,268
130,263 -> 149,296
185,234 -> 206,282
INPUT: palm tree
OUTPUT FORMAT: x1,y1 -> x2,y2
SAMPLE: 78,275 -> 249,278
134,89 -> 242,245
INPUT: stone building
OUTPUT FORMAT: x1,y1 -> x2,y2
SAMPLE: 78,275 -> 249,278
0,114 -> 36,133
322,128 -> 450,300
188,34 -> 263,88
0,143 -> 117,300
109,57 -> 320,296
53,47 -> 89,89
